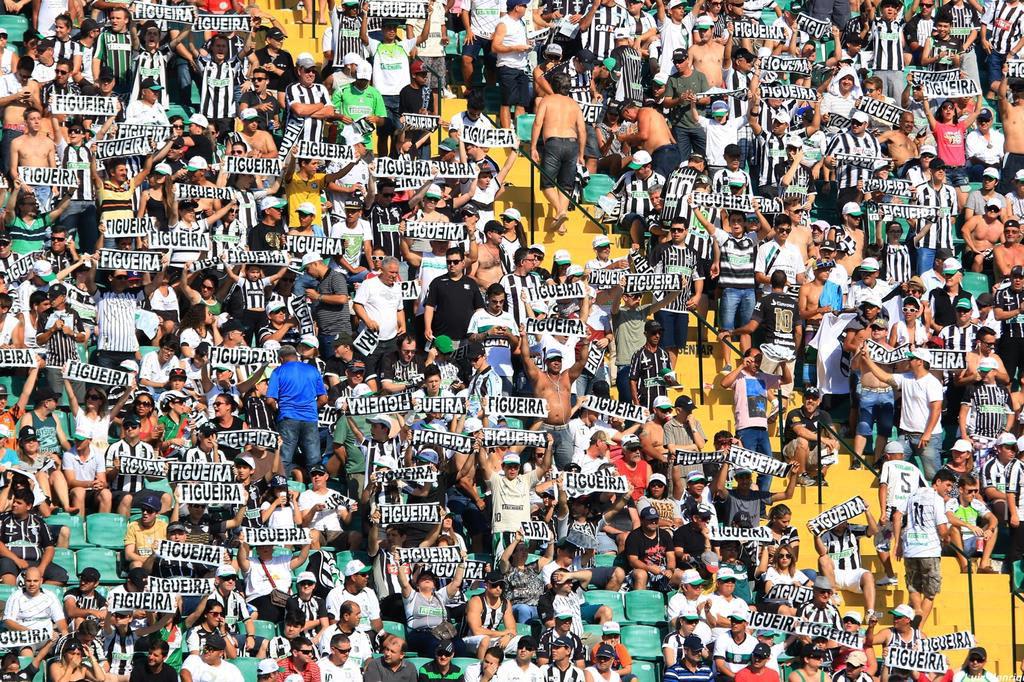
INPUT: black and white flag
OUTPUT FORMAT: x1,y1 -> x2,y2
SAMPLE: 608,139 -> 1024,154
482,428 -> 546,449
149,231 -> 211,251
855,97 -> 908,127
147,577 -> 216,596
581,396 -> 649,424
65,361 -> 132,386
928,349 -> 966,371
563,472 -> 631,496
527,281 -> 586,302
379,503 -> 441,525
727,444 -> 792,478
922,78 -> 980,99
131,1 -> 197,22
418,396 -> 466,415
154,540 -> 225,567
97,249 -> 163,272
709,525 -> 773,543
807,496 -> 867,534
396,546 -> 460,564
0,348 -> 42,368
176,482 -> 245,506
485,396 -> 548,418
367,0 -> 428,16
521,521 -> 552,541
461,126 -> 518,148
345,392 -> 414,415
286,235 -> 347,256
411,428 -> 474,452
166,461 -> 236,483
105,217 -> 156,239
217,430 -> 280,450
194,12 -> 251,31
796,12 -> 830,39
373,465 -> 439,484
525,317 -> 588,337
919,631 -> 975,652
674,449 -> 728,466
93,135 -> 154,160
174,184 -> 237,201
883,649 -> 948,674
244,527 -> 312,546
50,94 -> 117,116
209,346 -> 277,366
758,84 -> 820,101
403,114 -> 440,131
225,155 -> 283,177
19,167 -> 79,187
863,178 -> 914,197
297,140 -> 357,162
119,456 -> 166,478
405,221 -> 465,242
732,20 -> 785,40
108,590 -> 176,613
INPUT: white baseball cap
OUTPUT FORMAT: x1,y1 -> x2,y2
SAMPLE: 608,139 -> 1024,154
186,156 -> 209,171
592,235 -> 611,249
302,252 -> 323,268
296,202 -> 317,215
890,604 -> 915,620
979,357 -> 999,372
344,559 -> 372,577
951,438 -> 973,452
628,150 -> 653,169
859,257 -> 880,272
501,207 -> 522,222
189,113 -> 209,128
942,257 -> 962,273
356,62 -> 372,80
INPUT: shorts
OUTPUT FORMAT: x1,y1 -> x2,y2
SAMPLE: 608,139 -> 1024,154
462,36 -> 492,58
904,556 -> 942,597
0,558 -> 68,583
834,567 -> 868,592
540,137 -> 578,191
654,309 -> 689,349
497,66 -> 530,107
588,566 -> 615,589
462,633 -> 521,654
782,438 -> 822,466
584,123 -> 600,160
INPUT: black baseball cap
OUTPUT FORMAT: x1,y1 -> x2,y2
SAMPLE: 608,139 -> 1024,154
466,342 -> 486,359
644,319 -> 663,335
675,395 -> 695,411
752,643 -> 772,659
18,425 -> 38,442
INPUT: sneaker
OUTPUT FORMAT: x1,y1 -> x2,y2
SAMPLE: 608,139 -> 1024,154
876,576 -> 898,586
442,87 -> 457,99
720,364 -> 734,375
797,474 -> 817,487
865,609 -> 882,623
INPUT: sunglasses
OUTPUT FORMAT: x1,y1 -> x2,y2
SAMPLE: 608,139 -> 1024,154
447,259 -> 462,265
253,76 -> 267,81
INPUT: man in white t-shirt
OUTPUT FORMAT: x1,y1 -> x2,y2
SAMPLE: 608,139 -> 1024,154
324,560 -> 382,633
901,469 -> 955,626
180,633 -> 244,682
858,346 -> 944,479
754,221 -> 805,294
876,440 -> 926,586
352,256 -> 405,388
315,631 -> 363,682
298,464 -> 356,546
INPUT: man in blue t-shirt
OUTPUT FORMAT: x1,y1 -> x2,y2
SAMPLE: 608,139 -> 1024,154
267,344 -> 328,476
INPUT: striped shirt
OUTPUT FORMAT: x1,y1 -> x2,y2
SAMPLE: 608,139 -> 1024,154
132,48 -> 170,109
883,244 -> 911,285
826,131 -> 883,190
107,439 -> 155,492
651,243 -> 702,312
989,0 -> 1024,53
94,289 -> 144,352
962,382 -> 1012,438
820,528 -> 861,570
716,233 -> 756,290
870,17 -> 906,70
613,169 -> 664,218
500,272 -> 538,328
1006,459 -> 1024,515
62,144 -> 93,202
797,601 -> 842,628
329,10 -> 365,67
993,285 -> 1024,338
754,131 -> 788,189
38,308 -> 82,367
982,456 -> 1011,493
368,204 -> 403,258
629,345 -> 672,408
583,5 -> 629,58
285,82 -> 332,141
200,59 -> 238,121
915,182 -> 958,249
54,37 -> 81,65
359,435 -> 403,479
939,322 -> 978,351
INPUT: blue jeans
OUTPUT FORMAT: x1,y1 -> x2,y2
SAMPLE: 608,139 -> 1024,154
899,432 -> 941,481
737,427 -> 773,493
719,288 -> 756,331
278,418 -> 322,475
60,201 -> 98,253
916,247 -> 936,276
856,388 -> 895,438
988,51 -> 1008,88
616,365 -> 632,404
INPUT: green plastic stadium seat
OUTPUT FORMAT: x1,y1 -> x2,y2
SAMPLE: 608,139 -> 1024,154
516,114 -> 535,151
251,619 -> 278,640
234,657 -> 261,680
583,590 -> 626,623
583,623 -> 604,639
85,513 -> 127,549
621,625 -> 663,660
0,584 -> 16,606
625,590 -> 667,625
453,658 -> 479,671
407,657 -> 432,671
633,660 -> 657,682
1013,560 -> 1024,592
381,620 -> 406,639
583,174 -> 615,204
961,272 -> 991,298
46,513 -> 89,549
74,547 -> 120,584
516,622 -> 534,637
0,16 -> 28,42
42,585 -> 62,602
593,554 -> 617,567
52,547 -> 77,586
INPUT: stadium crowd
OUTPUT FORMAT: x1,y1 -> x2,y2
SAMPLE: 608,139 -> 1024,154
0,0 -> 1019,678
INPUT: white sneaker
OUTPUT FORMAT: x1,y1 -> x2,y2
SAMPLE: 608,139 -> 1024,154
876,576 -> 898,586
442,87 -> 457,99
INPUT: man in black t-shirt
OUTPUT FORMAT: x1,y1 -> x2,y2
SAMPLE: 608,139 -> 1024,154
423,247 -> 485,342
782,387 -> 838,484
398,61 -> 434,160
624,506 -> 678,591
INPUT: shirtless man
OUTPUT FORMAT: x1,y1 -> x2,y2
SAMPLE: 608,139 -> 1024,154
998,66 -> 1024,194
958,326 -> 1011,386
962,201 -> 1004,272
638,398 -> 674,468
689,17 -> 725,87
9,108 -> 56,210
878,111 -> 922,169
618,101 -> 677,181
518,327 -> 591,469
238,110 -> 277,157
529,72 -> 585,235
829,204 -> 865,274
783,196 -> 814,261
994,219 -> 1024,280
798,260 -> 841,352
0,57 -> 42,178
471,221 -> 507,289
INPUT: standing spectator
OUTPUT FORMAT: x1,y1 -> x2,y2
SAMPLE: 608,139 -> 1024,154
902,470 -> 956,624
267,345 -> 328,477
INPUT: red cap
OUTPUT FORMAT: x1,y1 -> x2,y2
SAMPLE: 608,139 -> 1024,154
410,60 -> 427,74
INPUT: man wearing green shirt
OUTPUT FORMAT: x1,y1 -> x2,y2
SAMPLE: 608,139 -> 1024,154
662,47 -> 710,160
333,63 -> 386,147
92,7 -> 132,94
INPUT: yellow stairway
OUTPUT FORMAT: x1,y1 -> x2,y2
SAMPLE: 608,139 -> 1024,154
259,11 -> 1017,671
